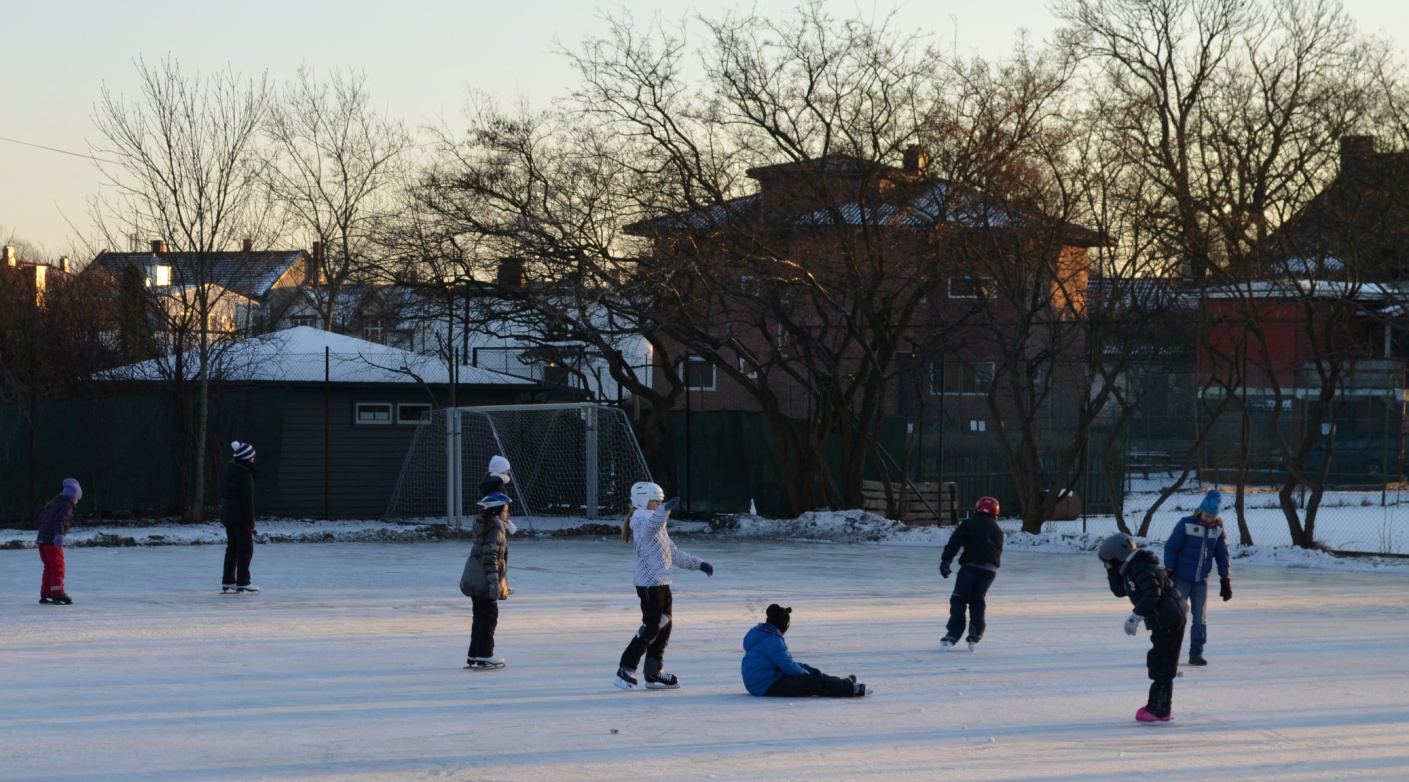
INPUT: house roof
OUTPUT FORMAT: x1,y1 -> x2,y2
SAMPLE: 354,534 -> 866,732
99,326 -> 537,386
87,250 -> 307,299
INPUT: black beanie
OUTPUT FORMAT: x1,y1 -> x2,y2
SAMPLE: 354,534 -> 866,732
765,603 -> 792,632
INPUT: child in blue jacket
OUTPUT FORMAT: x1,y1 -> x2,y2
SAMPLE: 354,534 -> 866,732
1163,489 -> 1232,666
36,478 -> 81,605
741,604 -> 865,698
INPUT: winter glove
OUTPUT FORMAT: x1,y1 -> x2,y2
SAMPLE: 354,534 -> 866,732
1124,613 -> 1143,636
801,664 -> 819,675
1220,577 -> 1232,602
51,534 -> 64,548
699,562 -> 714,577
939,561 -> 952,578
661,497 -> 680,512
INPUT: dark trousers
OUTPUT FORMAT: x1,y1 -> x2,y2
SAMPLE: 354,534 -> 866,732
764,666 -> 855,698
468,596 -> 499,659
946,565 -> 997,642
1145,620 -> 1186,718
619,585 -> 673,671
222,523 -> 254,586
39,544 -> 66,596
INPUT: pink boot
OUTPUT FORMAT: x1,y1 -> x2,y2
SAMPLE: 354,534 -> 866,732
1135,707 -> 1171,723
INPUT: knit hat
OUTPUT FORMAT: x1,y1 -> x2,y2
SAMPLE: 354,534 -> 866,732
488,455 -> 511,483
232,441 -> 256,461
765,603 -> 792,633
1199,489 -> 1221,517
61,478 -> 82,502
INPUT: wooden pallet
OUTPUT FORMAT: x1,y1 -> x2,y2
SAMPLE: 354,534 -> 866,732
861,480 -> 959,526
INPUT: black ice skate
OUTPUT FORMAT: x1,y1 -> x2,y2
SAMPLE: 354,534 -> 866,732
643,657 -> 679,689
465,657 -> 505,670
613,667 -> 639,691
235,585 -> 260,594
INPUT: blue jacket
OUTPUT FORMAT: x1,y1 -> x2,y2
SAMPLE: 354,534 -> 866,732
741,622 -> 807,696
35,499 -> 74,546
1163,514 -> 1230,583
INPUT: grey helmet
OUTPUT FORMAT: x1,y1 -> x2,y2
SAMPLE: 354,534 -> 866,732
1098,533 -> 1137,565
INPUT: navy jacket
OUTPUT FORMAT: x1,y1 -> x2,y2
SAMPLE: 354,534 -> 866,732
1108,549 -> 1186,634
1163,514 -> 1230,583
941,512 -> 1003,569
35,499 -> 74,546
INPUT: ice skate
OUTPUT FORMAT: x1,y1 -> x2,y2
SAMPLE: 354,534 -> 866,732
465,656 -> 505,670
644,671 -> 680,689
613,667 -> 639,691
966,637 -> 979,652
853,682 -> 867,697
39,596 -> 52,604
1188,654 -> 1207,666
1135,707 -> 1172,723
235,584 -> 260,594
940,636 -> 957,651
48,594 -> 73,605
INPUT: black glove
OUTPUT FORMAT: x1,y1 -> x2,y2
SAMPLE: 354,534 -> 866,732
661,497 -> 680,512
1220,577 -> 1232,602
700,562 -> 714,577
940,561 -> 952,579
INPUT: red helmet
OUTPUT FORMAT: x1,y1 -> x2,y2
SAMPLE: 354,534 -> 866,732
975,496 -> 1000,517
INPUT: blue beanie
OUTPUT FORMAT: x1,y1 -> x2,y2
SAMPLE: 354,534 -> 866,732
1199,489 -> 1221,516
61,478 -> 82,502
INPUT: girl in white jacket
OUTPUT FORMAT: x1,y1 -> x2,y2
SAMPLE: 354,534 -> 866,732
613,482 -> 713,690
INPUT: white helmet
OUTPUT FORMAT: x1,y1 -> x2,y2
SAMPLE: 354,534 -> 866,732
630,481 -> 665,510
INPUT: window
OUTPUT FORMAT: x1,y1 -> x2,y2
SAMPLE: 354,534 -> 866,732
949,276 -> 996,298
362,324 -> 384,342
930,361 -> 995,395
355,402 -> 393,425
738,355 -> 758,380
397,403 -> 431,425
290,315 -> 318,328
682,357 -> 716,390
542,363 -> 571,386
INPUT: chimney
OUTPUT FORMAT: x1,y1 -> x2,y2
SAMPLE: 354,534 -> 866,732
3,245 -> 14,266
310,241 -> 323,284
1339,135 -> 1376,177
151,239 -> 167,254
242,238 -> 253,253
497,257 -> 525,288
902,144 -> 929,175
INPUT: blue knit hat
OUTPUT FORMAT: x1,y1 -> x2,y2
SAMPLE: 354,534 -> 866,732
61,478 -> 82,502
1199,489 -> 1221,516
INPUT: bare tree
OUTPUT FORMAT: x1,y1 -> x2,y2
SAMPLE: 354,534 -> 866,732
89,56 -> 273,522
263,67 -> 413,331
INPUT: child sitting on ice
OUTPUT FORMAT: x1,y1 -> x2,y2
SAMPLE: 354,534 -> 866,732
742,604 -> 866,698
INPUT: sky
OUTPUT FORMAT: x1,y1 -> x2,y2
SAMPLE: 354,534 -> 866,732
3,0 -> 1408,258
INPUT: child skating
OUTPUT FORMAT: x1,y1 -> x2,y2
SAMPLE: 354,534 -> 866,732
36,478 -> 81,605
939,496 -> 1004,651
460,491 -> 513,669
613,482 -> 713,691
1098,533 -> 1188,723
1163,489 -> 1232,666
742,604 -> 866,698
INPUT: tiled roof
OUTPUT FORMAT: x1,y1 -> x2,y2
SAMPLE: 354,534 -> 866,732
88,250 -> 307,299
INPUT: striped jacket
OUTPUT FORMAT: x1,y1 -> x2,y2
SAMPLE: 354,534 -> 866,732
630,506 -> 703,586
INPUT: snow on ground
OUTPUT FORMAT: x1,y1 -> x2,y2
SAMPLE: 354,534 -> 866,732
6,511 -> 1409,780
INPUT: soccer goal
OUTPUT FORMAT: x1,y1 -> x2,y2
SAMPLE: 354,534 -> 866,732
385,403 -> 653,526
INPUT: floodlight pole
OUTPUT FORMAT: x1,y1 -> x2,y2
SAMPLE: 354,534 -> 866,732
585,405 -> 599,520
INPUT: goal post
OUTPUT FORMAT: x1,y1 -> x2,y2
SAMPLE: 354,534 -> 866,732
387,403 -> 653,526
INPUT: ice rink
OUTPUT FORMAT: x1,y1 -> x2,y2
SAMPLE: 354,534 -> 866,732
4,536 -> 1409,780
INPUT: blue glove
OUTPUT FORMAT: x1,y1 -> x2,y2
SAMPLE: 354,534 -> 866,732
661,497 -> 680,512
699,561 -> 714,576
1124,613 -> 1142,636
940,561 -> 952,578
51,534 -> 65,548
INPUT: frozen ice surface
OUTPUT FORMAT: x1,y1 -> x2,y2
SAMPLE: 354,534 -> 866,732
5,534 -> 1409,780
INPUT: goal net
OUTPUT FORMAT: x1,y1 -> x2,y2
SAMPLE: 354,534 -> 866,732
386,403 -> 653,526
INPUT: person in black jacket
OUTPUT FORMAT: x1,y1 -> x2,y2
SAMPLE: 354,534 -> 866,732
938,496 -> 1005,651
1099,533 -> 1188,723
221,441 -> 258,594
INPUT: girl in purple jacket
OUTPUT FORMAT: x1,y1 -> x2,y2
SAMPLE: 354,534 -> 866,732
36,478 -> 81,605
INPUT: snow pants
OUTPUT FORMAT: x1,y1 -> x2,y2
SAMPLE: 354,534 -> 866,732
764,665 -> 856,698
1173,576 -> 1209,656
619,585 -> 673,671
1145,618 -> 1186,718
38,544 -> 66,597
222,522 -> 254,587
468,595 -> 499,660
946,565 -> 997,643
